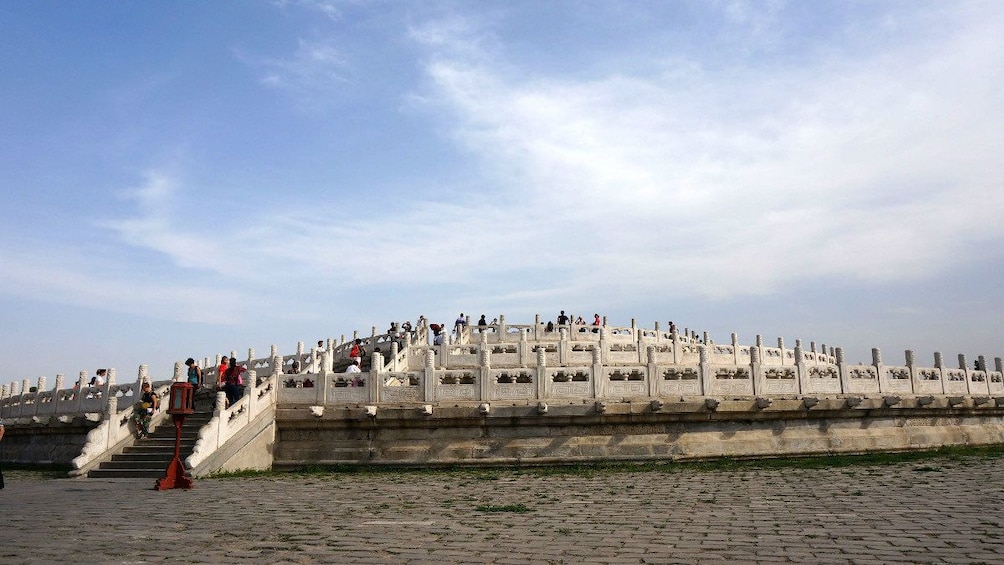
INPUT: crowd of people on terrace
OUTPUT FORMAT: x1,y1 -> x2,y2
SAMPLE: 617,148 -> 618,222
242,312 -> 693,391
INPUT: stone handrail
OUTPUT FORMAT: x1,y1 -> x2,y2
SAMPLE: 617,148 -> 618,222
69,380 -> 172,476
5,316 -> 1003,434
186,369 -> 277,471
1,365 -> 170,422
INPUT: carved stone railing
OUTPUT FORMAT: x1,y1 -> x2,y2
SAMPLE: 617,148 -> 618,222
6,316 -> 1004,439
186,368 -> 277,471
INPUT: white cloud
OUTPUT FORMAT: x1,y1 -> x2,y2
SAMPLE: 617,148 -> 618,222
407,4 -> 1004,298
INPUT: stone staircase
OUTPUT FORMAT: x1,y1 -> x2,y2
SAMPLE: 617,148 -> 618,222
88,394 -> 216,479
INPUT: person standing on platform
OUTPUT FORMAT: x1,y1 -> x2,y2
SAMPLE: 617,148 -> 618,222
217,356 -> 229,388
185,358 -> 202,391
223,358 -> 245,407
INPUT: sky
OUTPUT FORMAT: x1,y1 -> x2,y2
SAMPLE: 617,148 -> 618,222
2,0 -> 1003,388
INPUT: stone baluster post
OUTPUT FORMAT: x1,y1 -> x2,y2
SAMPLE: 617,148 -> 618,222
106,367 -> 116,397
536,343 -> 548,400
245,370 -> 257,415
271,355 -> 282,381
75,371 -> 87,411
105,394 -> 118,445
755,335 -> 764,366
777,337 -> 785,359
591,346 -> 603,399
835,347 -> 848,394
646,345 -> 658,398
424,349 -> 436,403
534,314 -> 541,341
137,364 -> 148,388
52,374 -> 64,414
371,352 -> 384,403
978,355 -> 987,373
794,343 -> 806,395
478,346 -> 491,401
558,327 -> 569,365
957,353 -> 971,394
518,326 -> 528,367
699,344 -> 710,396
703,331 -> 710,345
749,345 -> 762,396
671,326 -> 680,364
731,333 -> 740,365
103,368 -> 117,416
996,357 -> 1003,373
872,348 -> 886,393
174,362 -> 184,382
390,341 -> 400,372
31,376 -> 44,417
599,326 -> 608,365
316,349 -> 329,405
905,350 -> 916,385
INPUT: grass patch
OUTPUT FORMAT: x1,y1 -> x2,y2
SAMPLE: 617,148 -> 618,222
196,443 -> 1004,480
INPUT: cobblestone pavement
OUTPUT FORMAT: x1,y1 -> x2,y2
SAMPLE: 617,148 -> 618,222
2,456 -> 1003,564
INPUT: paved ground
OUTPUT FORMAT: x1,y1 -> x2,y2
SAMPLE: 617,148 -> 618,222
2,456 -> 1003,564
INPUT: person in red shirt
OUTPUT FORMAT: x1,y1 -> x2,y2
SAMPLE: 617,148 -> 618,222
350,339 -> 363,367
217,357 -> 229,388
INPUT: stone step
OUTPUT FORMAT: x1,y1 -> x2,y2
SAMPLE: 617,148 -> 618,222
99,458 -> 175,470
85,412 -> 211,478
88,468 -> 171,479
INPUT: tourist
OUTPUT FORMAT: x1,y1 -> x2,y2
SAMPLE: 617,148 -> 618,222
454,313 -> 467,335
223,358 -> 244,407
185,358 -> 202,391
89,368 -> 107,387
132,382 -> 159,439
402,320 -> 413,335
557,311 -> 569,325
545,320 -> 555,333
478,314 -> 488,332
575,315 -> 585,325
345,360 -> 361,373
350,339 -> 363,367
217,356 -> 229,387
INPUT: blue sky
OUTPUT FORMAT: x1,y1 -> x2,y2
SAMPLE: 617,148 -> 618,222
2,1 -> 1002,387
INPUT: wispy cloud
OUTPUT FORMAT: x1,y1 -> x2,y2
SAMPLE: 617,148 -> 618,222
407,5 -> 1004,298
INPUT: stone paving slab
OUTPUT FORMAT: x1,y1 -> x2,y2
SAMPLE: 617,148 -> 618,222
1,456 -> 1003,564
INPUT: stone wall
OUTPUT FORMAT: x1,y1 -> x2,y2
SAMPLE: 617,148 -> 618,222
272,402 -> 1004,468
